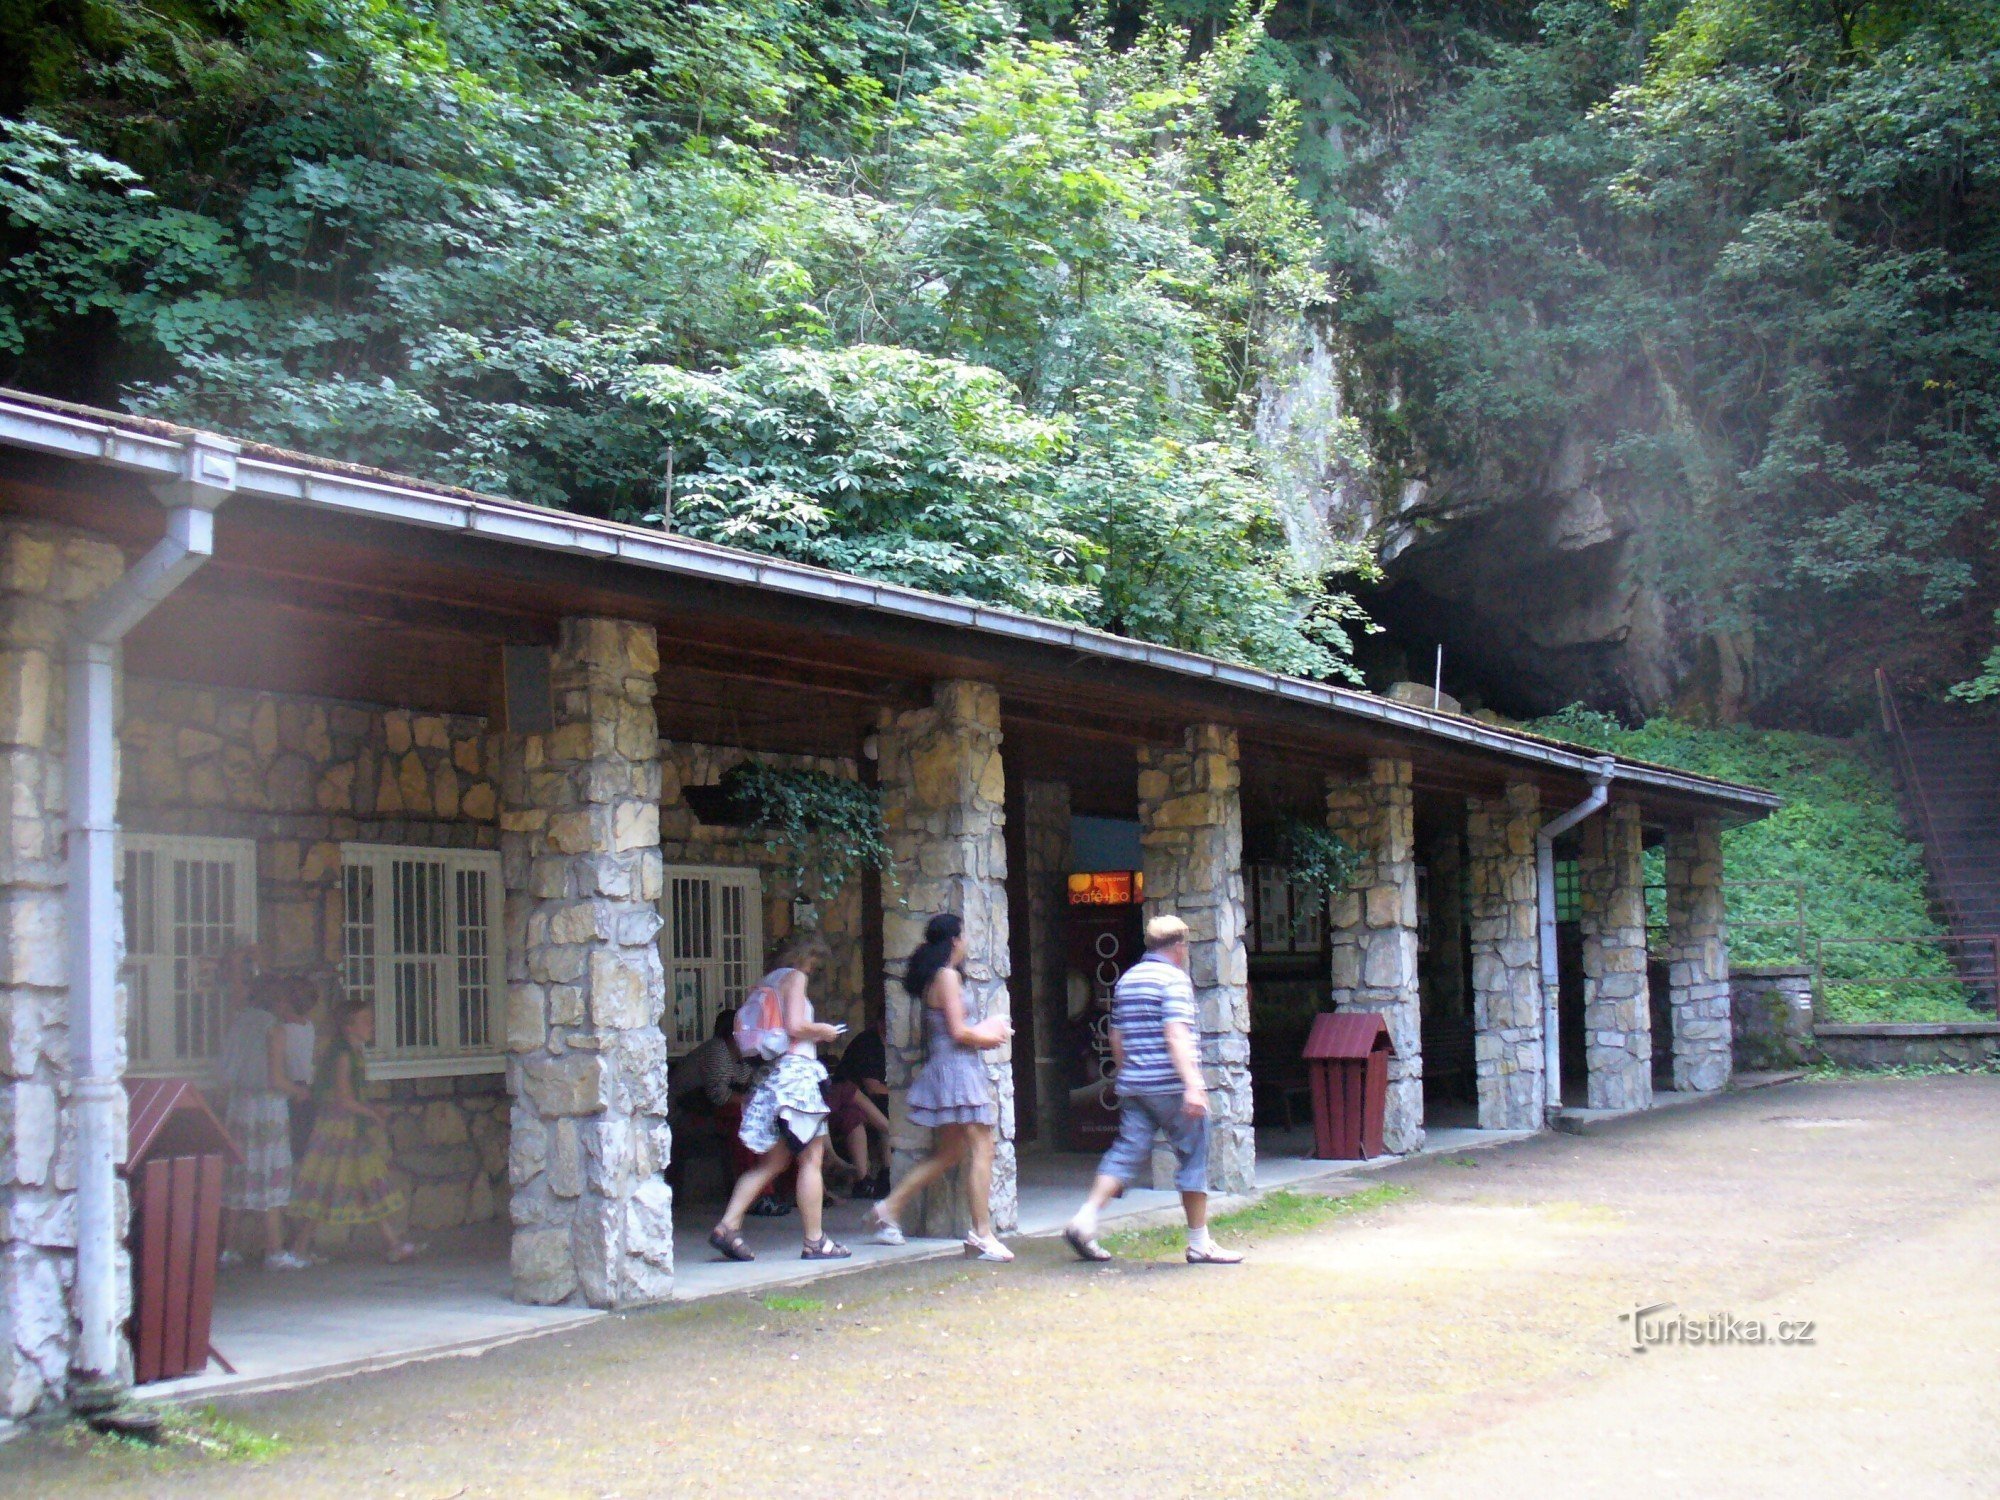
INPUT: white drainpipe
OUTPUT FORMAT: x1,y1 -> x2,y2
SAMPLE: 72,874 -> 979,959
1536,757 -> 1616,1123
66,436 -> 234,1393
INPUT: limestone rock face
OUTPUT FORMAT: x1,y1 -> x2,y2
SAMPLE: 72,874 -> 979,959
503,617 -> 671,1308
1467,782 -> 1544,1129
1138,724 -> 1253,1193
0,520 -> 125,1420
876,680 -> 1015,1235
1665,819 -> 1732,1093
1326,758 -> 1424,1155
1580,801 -> 1652,1111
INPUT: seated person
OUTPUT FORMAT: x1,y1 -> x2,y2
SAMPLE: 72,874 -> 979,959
669,1012 -> 752,1151
670,1010 -> 791,1214
824,1020 -> 892,1198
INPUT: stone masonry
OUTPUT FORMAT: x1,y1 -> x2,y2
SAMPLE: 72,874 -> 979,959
121,679 -> 508,1239
1022,779 -> 1071,1150
1579,800 -> 1651,1111
1326,758 -> 1424,1154
1465,782 -> 1545,1129
1664,818 -> 1732,1093
0,521 -> 125,1420
502,619 -> 672,1307
1137,725 -> 1253,1194
875,681 -> 1014,1235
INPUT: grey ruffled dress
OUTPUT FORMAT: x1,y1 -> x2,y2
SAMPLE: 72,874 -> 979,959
905,1003 -> 997,1127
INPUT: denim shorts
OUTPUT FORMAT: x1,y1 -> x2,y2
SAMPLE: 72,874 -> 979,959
1096,1091 -> 1209,1193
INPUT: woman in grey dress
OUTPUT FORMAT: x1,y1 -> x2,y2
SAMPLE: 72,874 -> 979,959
868,914 -> 1015,1261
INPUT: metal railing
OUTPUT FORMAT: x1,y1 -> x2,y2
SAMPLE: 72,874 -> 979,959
1874,667 -> 1978,943
1814,933 -> 1999,1015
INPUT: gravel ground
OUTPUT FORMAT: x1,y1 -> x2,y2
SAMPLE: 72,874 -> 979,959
9,1075 -> 1999,1499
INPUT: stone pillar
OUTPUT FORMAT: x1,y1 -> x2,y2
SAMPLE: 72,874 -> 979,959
1665,818 -> 1731,1093
1136,725 -> 1252,1194
876,681 -> 1013,1235
1579,800 -> 1651,1112
0,522 -> 125,1419
1466,782 -> 1544,1130
1022,779 -> 1071,1150
1326,758 -> 1423,1153
502,618 -> 672,1308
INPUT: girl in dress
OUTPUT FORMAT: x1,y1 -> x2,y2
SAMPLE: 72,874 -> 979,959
217,971 -> 310,1269
868,914 -> 1015,1261
289,1000 -> 423,1263
708,932 -> 851,1262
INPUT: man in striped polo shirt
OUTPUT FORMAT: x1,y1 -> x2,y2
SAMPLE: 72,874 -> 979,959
1063,915 -> 1244,1264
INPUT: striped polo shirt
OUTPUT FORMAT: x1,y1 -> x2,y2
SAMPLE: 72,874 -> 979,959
1110,952 -> 1199,1096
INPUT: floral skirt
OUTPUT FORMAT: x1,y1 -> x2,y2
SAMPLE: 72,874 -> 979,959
222,1092 -> 293,1211
291,1111 -> 405,1227
739,1054 -> 830,1155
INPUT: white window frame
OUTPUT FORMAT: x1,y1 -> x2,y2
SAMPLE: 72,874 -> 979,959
660,865 -> 764,1056
341,843 -> 505,1080
121,833 -> 260,1079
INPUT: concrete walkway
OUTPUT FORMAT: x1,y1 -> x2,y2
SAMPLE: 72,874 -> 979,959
20,1074 -> 1998,1497
132,1126 -> 1537,1402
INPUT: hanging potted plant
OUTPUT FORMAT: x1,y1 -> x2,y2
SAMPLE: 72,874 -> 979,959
714,760 -> 890,902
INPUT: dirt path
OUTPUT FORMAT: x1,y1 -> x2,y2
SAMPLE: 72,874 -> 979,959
10,1076 -> 1999,1499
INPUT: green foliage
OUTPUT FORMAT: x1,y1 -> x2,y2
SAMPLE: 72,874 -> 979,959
1102,1183 -> 1410,1259
718,759 -> 888,900
1300,0 -> 2000,706
1274,814 -> 1363,893
0,0 -> 1360,681
1530,706 -> 1984,1022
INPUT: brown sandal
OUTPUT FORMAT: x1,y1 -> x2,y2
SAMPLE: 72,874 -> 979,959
800,1236 -> 851,1260
709,1226 -> 755,1262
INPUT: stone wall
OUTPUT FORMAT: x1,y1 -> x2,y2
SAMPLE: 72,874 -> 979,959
1326,758 -> 1423,1154
502,618 -> 672,1308
658,741 -> 865,1030
1813,1022 -> 2000,1070
1021,779 -> 1071,1149
118,678 -> 509,1239
1730,965 -> 1816,1070
1465,782 -> 1544,1129
1579,800 -> 1651,1111
1137,725 -> 1253,1192
0,521 -> 124,1420
1663,818 -> 1731,1093
875,681 -> 1014,1234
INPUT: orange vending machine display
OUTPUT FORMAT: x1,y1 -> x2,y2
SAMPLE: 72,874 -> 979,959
1064,898 -> 1143,1151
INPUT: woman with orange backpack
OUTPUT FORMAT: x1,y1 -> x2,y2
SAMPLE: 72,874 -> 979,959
708,931 -> 851,1262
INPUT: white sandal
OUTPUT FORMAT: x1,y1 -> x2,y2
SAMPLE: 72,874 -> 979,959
963,1232 -> 1014,1263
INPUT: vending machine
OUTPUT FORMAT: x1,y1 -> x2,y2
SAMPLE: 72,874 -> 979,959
1062,873 -> 1144,1152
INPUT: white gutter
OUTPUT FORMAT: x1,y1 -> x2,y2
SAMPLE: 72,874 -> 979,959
0,392 -> 1780,817
1536,758 -> 1616,1122
65,435 -> 234,1396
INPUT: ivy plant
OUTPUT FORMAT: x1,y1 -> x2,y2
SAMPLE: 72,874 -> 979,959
718,760 -> 889,901
1275,815 -> 1363,894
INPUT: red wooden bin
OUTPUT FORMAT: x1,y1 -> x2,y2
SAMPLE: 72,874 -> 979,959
124,1079 -> 241,1384
1302,1013 -> 1395,1160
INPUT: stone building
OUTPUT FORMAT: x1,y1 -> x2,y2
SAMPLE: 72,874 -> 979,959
0,390 -> 1775,1420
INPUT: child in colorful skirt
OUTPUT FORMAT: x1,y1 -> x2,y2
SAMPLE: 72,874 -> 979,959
289,1000 -> 423,1263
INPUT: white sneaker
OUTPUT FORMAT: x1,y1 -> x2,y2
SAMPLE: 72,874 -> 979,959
867,1205 -> 905,1245
265,1250 -> 312,1271
217,1248 -> 244,1270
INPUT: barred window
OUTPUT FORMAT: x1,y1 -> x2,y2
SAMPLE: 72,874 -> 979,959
660,866 -> 763,1054
341,844 -> 503,1076
121,834 -> 258,1076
